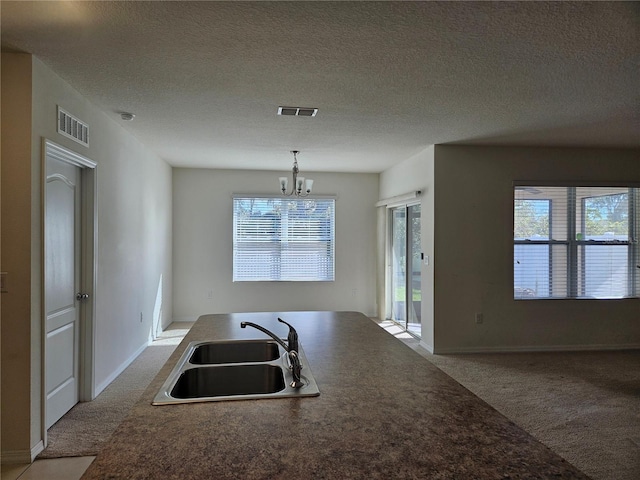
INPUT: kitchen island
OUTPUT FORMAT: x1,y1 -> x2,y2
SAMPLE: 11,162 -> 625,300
81,311 -> 588,479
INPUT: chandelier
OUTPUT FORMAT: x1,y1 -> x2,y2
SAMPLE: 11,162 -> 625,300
279,150 -> 314,197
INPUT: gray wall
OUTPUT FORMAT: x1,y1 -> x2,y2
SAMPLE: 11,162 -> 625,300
378,145 -> 639,353
172,168 -> 379,319
433,145 -> 640,353
31,57 -> 174,392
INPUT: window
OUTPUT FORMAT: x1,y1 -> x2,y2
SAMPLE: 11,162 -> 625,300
514,186 -> 639,299
233,196 -> 335,281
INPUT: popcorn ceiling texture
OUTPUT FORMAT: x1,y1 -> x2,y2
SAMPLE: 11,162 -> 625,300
2,1 -> 638,172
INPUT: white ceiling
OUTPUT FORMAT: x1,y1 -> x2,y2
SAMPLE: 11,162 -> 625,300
2,1 -> 638,173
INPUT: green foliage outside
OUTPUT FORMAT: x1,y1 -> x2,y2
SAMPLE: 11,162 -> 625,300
585,194 -> 628,235
394,286 -> 422,302
515,193 -> 629,239
514,200 -> 549,238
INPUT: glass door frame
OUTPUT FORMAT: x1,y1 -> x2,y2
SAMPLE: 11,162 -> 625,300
387,201 -> 422,338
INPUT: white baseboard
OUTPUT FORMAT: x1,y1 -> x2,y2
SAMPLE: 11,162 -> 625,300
1,440 -> 44,464
419,340 -> 434,353
31,441 -> 44,462
94,342 -> 148,396
432,343 -> 640,355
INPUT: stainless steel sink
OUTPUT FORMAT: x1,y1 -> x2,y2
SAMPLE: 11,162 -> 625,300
152,340 -> 320,404
171,364 -> 286,398
189,340 -> 280,364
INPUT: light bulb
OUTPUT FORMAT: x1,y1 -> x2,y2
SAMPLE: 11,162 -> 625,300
279,177 -> 288,193
305,178 -> 314,194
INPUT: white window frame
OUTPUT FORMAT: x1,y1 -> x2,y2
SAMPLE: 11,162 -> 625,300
232,195 -> 335,282
514,184 -> 639,300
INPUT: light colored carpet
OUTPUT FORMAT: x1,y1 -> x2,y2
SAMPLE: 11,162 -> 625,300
38,323 -> 192,459
375,319 -> 640,480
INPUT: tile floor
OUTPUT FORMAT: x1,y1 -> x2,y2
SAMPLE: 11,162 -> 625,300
1,456 -> 95,480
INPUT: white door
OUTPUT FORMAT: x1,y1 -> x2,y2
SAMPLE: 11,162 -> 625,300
45,156 -> 82,428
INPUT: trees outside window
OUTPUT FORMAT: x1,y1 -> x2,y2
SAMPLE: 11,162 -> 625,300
514,186 -> 638,299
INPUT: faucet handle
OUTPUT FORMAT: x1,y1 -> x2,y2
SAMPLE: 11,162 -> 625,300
287,350 -> 304,389
277,317 -> 299,353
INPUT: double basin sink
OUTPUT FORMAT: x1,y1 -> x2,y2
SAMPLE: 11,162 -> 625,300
152,339 -> 320,404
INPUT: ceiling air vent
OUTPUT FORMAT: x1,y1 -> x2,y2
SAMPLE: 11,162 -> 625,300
57,106 -> 89,147
277,106 -> 318,117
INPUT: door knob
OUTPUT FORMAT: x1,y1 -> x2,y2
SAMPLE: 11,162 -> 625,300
76,293 -> 90,300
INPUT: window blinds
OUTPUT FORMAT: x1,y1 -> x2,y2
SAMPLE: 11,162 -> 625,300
514,186 -> 639,299
233,197 -> 335,282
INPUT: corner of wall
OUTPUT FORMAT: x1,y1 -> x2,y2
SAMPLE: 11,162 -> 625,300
1,51 -> 38,459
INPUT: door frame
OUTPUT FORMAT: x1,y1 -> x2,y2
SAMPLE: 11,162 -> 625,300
41,139 -> 97,439
385,200 -> 422,337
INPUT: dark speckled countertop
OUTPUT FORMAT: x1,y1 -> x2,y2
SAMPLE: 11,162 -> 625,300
81,311 -> 589,479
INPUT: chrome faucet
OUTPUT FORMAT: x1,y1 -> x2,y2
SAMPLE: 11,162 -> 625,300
240,319 -> 304,388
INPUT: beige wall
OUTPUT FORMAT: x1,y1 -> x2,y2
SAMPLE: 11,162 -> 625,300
1,53 -> 35,461
172,168 -> 379,318
1,54 -> 173,461
433,145 -> 640,353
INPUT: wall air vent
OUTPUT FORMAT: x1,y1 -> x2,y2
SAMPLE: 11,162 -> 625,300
277,106 -> 318,117
57,106 -> 89,147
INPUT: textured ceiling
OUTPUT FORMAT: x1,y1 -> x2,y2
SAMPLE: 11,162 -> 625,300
2,1 -> 638,172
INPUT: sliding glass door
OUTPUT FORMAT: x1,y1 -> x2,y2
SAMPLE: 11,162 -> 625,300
389,204 -> 421,337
